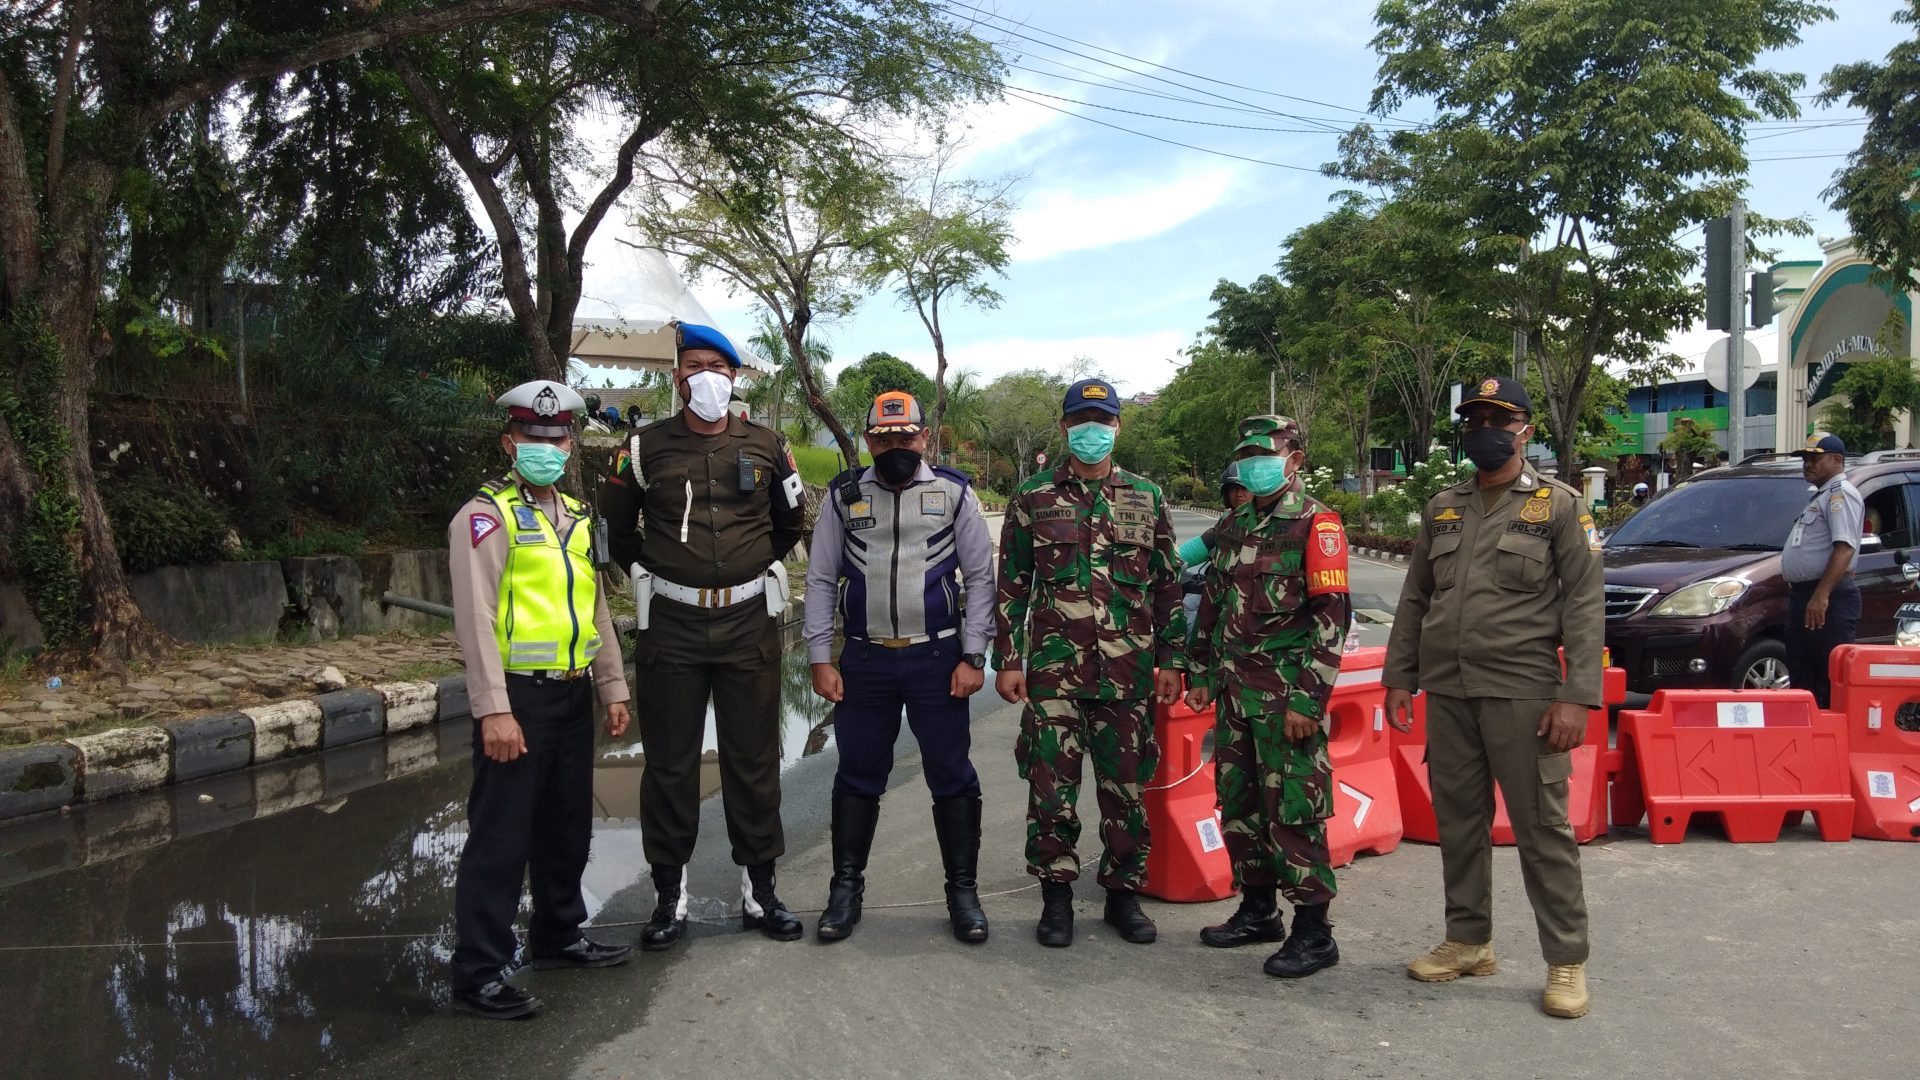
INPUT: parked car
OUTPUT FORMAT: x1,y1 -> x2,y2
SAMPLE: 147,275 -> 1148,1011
1602,451 -> 1920,700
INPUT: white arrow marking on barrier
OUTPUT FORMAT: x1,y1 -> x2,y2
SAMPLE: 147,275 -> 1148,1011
1339,781 -> 1372,830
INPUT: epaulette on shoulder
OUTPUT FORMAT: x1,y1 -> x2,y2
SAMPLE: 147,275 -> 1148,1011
1543,476 -> 1583,500
477,475 -> 514,498
932,463 -> 972,487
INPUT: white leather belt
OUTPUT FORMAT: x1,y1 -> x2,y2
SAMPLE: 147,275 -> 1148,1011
654,575 -> 766,608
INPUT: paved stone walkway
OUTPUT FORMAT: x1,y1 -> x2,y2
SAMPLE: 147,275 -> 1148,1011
0,630 -> 463,746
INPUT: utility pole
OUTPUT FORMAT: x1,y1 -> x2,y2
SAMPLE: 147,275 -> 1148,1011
1727,200 -> 1747,463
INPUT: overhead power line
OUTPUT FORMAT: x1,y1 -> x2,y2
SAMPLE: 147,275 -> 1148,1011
998,87 -> 1330,174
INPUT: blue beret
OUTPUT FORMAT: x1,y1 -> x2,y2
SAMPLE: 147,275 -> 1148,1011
676,322 -> 742,368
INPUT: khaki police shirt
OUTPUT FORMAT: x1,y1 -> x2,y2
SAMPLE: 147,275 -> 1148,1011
598,412 -> 805,589
1383,466 -> 1606,707
448,481 -> 631,722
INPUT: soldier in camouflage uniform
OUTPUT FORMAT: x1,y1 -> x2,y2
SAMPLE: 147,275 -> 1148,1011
1186,416 -> 1350,979
995,378 -> 1188,948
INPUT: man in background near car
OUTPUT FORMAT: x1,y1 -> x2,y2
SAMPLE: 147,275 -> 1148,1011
1781,432 -> 1863,708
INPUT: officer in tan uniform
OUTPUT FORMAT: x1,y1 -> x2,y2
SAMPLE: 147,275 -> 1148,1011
1383,376 -> 1604,1020
447,379 -> 634,1020
596,322 -> 807,946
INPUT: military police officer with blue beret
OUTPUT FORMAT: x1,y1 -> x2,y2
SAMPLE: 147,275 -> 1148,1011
596,322 -> 808,948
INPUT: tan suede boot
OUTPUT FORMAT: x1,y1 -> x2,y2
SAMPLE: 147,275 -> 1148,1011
1543,963 -> 1590,1018
1407,939 -> 1498,982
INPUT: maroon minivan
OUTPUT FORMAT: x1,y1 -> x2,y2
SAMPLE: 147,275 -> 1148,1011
1602,452 -> 1920,702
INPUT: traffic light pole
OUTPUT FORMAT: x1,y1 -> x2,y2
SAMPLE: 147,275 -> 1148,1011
1727,200 -> 1746,464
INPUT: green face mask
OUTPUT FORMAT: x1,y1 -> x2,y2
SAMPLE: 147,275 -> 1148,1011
513,442 -> 569,486
1238,454 -> 1288,496
1065,421 -> 1116,464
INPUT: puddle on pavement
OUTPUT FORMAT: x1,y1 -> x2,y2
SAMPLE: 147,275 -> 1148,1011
0,627 -> 834,1080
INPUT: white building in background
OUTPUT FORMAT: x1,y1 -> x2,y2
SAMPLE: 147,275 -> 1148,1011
1773,236 -> 1920,449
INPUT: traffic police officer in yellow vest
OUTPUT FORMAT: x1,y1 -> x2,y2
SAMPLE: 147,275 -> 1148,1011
447,379 -> 634,1020
596,322 -> 809,946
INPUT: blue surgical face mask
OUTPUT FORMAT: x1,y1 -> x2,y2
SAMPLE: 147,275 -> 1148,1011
1065,421 -> 1116,464
1238,454 -> 1288,496
514,442 -> 569,486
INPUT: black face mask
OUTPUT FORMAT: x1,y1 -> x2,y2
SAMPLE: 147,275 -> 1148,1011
1462,426 -> 1520,472
874,447 -> 922,486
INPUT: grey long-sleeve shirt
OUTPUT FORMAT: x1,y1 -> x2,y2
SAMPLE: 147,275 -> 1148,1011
804,462 -> 995,664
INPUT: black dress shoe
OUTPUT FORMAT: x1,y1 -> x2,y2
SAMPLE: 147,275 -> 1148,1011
744,862 -> 805,941
451,979 -> 542,1020
1036,880 -> 1074,948
1263,903 -> 1339,979
1199,884 -> 1286,949
530,936 -> 633,970
1102,888 -> 1158,944
642,864 -> 688,952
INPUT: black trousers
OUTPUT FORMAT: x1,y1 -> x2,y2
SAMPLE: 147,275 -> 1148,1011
449,674 -> 593,991
1784,580 -> 1860,709
633,595 -> 785,868
832,636 -> 980,801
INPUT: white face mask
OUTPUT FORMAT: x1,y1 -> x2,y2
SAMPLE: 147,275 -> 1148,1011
684,370 -> 733,422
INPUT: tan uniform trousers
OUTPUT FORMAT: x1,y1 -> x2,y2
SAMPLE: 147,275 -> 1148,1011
1426,694 -> 1589,965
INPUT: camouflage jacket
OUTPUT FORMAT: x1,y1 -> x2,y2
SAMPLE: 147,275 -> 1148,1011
994,465 -> 1187,700
1188,489 -> 1351,720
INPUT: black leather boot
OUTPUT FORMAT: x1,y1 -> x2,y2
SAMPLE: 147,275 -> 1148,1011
1263,902 -> 1339,978
1199,883 -> 1286,949
1102,888 -> 1158,944
640,864 -> 687,952
743,862 -> 804,941
931,796 -> 989,944
1035,880 -> 1074,947
817,793 -> 880,942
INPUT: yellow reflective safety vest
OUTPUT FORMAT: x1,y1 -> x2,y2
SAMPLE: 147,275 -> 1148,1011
480,478 -> 601,672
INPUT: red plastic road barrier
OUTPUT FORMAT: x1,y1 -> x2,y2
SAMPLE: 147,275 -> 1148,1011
1141,690 -> 1236,902
1827,645 -> 1920,841
1618,689 -> 1853,844
1392,668 -> 1628,845
1325,647 -> 1404,867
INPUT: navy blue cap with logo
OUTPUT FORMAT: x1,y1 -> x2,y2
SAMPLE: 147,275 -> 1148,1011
1061,378 -> 1121,417
1789,432 -> 1847,457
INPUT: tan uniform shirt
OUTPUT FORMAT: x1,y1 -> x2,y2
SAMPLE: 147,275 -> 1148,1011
1384,466 -> 1605,707
448,480 -> 631,720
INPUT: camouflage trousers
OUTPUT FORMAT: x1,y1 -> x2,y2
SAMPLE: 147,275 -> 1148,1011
1214,679 -> 1336,906
1014,696 -> 1157,890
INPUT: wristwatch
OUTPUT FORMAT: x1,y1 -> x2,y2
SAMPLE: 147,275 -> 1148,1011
961,652 -> 987,669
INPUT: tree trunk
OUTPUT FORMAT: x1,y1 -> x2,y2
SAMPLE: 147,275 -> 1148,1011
783,309 -> 858,468
929,322 -> 948,463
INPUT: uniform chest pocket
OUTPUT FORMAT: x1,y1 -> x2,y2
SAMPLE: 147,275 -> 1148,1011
1787,504 -> 1821,547
1032,516 -> 1081,580
1428,533 -> 1463,590
1494,532 -> 1551,593
1245,546 -> 1304,614
1106,542 -> 1151,596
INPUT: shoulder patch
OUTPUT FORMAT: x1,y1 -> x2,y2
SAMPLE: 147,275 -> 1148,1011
471,513 -> 501,548
1305,512 -> 1349,597
1579,513 -> 1602,551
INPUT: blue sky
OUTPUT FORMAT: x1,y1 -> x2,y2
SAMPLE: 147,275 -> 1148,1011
578,0 -> 1901,395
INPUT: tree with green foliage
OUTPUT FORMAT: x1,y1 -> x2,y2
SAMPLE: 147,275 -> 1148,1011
1,0 -> 656,662
1820,0 -> 1920,292
1112,399 -> 1187,487
1820,349 -> 1920,453
1154,341 -> 1274,485
1346,0 -> 1831,478
869,140 -> 1015,461
975,369 -> 1067,490
1662,417 -> 1723,482
827,350 -> 934,438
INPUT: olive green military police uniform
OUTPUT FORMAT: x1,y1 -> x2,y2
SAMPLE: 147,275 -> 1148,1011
599,411 -> 805,871
1383,463 -> 1605,966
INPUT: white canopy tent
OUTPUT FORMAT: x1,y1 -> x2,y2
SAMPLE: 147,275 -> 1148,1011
568,247 -> 774,378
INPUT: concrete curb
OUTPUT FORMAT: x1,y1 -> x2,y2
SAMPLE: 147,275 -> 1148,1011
0,675 -> 475,824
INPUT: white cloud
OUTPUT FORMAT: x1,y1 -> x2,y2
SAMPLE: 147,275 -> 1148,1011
890,328 -> 1194,394
1008,166 -> 1242,262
